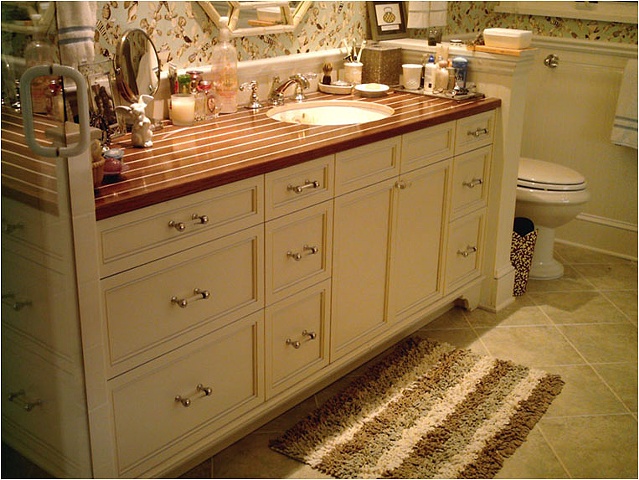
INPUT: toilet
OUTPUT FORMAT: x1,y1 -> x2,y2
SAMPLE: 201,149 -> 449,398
515,157 -> 591,280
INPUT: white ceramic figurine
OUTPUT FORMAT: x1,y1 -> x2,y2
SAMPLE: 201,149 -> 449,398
116,94 -> 154,148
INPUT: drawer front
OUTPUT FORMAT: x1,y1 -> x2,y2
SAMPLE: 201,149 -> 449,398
1,250 -> 81,363
335,137 -> 400,195
401,121 -> 455,173
265,201 -> 333,304
1,332 -> 92,478
98,176 -> 263,277
2,196 -> 68,262
445,211 -> 485,292
109,312 -> 264,477
454,110 -> 495,155
265,280 -> 331,399
265,155 -> 334,220
450,146 -> 492,219
102,225 -> 264,376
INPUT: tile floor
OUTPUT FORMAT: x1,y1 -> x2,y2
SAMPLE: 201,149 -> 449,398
3,243 -> 637,479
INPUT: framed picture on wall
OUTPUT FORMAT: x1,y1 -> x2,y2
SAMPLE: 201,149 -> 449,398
367,2 -> 407,40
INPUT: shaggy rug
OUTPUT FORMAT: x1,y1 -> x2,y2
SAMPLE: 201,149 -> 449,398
270,336 -> 564,479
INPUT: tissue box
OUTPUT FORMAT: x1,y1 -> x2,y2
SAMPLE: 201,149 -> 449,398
361,45 -> 402,86
483,28 -> 532,50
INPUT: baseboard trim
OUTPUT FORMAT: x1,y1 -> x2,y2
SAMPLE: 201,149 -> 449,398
576,213 -> 638,233
555,238 -> 638,262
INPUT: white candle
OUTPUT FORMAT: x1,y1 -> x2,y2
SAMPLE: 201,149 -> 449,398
170,94 -> 195,126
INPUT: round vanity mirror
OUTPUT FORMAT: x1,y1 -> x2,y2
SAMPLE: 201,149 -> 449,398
115,29 -> 161,103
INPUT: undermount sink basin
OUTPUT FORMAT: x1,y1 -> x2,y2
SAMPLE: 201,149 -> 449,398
266,100 -> 394,126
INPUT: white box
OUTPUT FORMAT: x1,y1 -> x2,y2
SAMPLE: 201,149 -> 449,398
483,28 -> 532,49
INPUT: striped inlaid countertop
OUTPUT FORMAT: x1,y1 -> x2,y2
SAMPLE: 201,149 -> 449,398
98,91 -> 500,220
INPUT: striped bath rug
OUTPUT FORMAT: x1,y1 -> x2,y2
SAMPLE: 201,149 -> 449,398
270,336 -> 564,478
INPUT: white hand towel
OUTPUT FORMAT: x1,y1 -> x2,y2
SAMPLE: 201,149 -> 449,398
611,58 -> 637,149
407,1 -> 447,29
56,1 -> 97,67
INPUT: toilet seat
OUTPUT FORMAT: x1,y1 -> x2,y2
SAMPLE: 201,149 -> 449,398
517,157 -> 587,192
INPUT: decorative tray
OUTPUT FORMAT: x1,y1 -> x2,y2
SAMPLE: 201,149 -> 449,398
394,86 -> 485,102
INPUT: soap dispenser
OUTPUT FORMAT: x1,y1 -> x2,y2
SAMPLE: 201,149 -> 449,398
212,17 -> 238,114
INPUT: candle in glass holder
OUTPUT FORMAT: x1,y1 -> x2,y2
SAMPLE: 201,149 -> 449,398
170,94 -> 195,126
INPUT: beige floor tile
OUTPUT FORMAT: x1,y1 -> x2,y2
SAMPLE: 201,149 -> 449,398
572,263 -> 638,291
529,291 -> 629,325
604,290 -> 638,323
496,427 -> 568,479
543,364 -> 629,417
464,297 -> 553,328
525,265 -> 596,293
475,326 -> 584,367
417,326 -> 488,354
540,415 -> 638,479
592,362 -> 638,413
212,432 -> 330,479
554,243 -> 634,265
557,322 -> 638,364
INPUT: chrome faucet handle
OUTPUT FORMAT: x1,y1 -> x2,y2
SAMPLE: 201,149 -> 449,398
240,80 -> 263,110
291,74 -> 309,102
269,76 -> 284,105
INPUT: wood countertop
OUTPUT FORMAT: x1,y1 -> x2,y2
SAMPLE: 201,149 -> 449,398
1,92 -> 501,220
98,91 -> 499,220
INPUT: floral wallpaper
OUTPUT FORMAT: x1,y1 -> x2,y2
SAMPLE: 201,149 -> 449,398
94,1 -> 636,70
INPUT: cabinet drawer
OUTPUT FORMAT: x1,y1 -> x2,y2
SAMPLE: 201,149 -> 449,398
445,211 -> 485,292
454,110 -> 495,155
335,137 -> 400,195
102,225 -> 263,376
1,332 -> 92,478
265,201 -> 333,304
265,155 -> 334,220
450,146 -> 492,219
1,249 -> 81,363
109,312 -> 264,477
98,176 -> 263,277
401,121 -> 455,173
265,280 -> 330,399
1,196 -> 68,261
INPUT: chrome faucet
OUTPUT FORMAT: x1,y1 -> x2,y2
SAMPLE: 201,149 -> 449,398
269,74 -> 309,105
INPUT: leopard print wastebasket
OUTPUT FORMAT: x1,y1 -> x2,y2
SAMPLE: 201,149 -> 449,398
510,218 -> 538,296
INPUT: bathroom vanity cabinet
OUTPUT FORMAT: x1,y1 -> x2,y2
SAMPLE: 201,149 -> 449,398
95,108 -> 494,477
2,94 -> 499,478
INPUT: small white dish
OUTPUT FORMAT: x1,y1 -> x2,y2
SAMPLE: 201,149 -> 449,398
355,83 -> 390,97
318,82 -> 353,95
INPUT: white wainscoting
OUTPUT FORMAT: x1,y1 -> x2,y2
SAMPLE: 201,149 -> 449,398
521,37 -> 637,259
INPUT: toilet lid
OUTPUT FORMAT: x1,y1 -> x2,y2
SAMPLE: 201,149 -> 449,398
518,157 -> 587,191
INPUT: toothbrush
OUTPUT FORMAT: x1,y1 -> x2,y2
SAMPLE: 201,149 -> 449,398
356,39 -> 366,62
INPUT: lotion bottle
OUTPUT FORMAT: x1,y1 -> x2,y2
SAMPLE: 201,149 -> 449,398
435,59 -> 449,92
423,55 -> 437,93
211,17 -> 238,114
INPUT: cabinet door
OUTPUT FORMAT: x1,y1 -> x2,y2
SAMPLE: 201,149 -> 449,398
390,161 -> 449,322
331,177 -> 397,361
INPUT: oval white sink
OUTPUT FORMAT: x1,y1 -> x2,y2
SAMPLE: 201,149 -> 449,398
267,100 -> 394,126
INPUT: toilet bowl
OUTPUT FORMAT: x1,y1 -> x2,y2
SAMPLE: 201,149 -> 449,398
515,158 -> 590,280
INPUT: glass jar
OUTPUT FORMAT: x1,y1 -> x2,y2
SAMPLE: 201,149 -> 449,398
196,80 -> 217,121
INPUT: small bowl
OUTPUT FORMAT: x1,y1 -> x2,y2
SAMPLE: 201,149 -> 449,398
355,83 -> 390,98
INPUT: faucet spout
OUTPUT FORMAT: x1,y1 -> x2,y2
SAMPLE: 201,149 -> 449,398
270,74 -> 309,105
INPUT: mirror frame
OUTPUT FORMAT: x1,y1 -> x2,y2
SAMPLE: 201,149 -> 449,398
114,29 -> 161,104
198,1 -> 312,37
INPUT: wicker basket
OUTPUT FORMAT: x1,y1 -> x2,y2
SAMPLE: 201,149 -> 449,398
92,158 -> 105,189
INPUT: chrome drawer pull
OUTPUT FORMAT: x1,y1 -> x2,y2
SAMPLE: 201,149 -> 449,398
467,127 -> 488,138
457,245 -> 478,258
287,245 -> 319,261
191,213 -> 209,224
286,329 -> 317,349
462,178 -> 483,188
168,220 -> 186,232
171,288 -> 211,308
175,383 -> 213,407
8,389 -> 42,412
2,221 -> 24,235
168,213 -> 209,232
287,179 -> 320,194
2,293 -> 32,311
